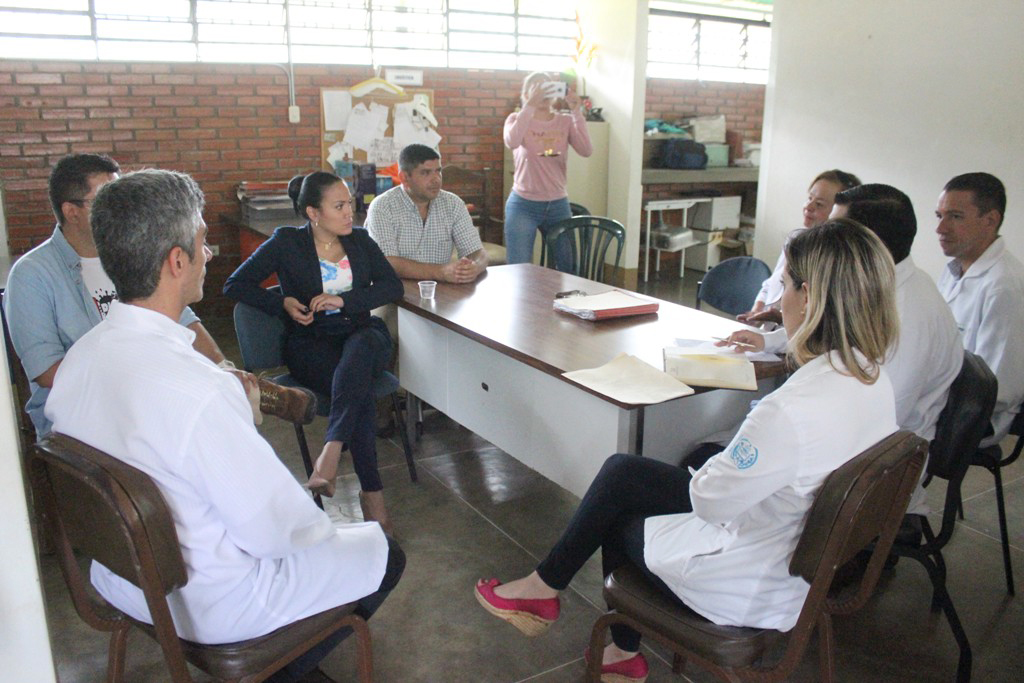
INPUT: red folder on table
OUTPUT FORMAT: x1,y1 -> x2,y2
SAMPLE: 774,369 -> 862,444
553,290 -> 660,321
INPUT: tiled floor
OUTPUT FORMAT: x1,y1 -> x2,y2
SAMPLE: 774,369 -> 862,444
39,268 -> 1024,682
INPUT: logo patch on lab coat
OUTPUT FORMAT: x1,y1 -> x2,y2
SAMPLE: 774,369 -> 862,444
730,438 -> 758,469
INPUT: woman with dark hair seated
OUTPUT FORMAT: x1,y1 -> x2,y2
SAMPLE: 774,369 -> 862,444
225,171 -> 402,532
475,219 -> 900,683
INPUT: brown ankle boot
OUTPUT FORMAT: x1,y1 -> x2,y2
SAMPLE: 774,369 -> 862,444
258,379 -> 317,424
359,491 -> 394,536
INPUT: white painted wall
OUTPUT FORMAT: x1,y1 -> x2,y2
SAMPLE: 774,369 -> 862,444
581,0 -> 649,269
757,0 -> 1024,281
0,343 -> 57,682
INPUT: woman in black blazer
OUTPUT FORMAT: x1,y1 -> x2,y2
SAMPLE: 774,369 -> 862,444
224,171 -> 403,531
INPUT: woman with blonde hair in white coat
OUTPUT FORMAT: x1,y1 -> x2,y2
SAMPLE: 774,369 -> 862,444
474,218 -> 900,683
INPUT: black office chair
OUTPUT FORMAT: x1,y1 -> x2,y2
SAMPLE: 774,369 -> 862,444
543,216 -> 626,282
890,350 -> 997,683
232,293 -> 417,510
695,256 -> 772,315
970,406 -> 1022,595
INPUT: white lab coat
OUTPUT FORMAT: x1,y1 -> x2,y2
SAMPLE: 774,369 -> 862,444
754,226 -> 804,307
939,237 -> 1024,446
645,352 -> 896,631
46,302 -> 388,644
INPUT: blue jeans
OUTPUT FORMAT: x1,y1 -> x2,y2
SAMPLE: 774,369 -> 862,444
504,192 -> 573,272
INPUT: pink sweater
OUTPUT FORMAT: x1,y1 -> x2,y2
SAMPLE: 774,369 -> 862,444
503,106 -> 592,201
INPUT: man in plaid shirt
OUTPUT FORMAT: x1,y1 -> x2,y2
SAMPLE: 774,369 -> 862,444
366,144 -> 488,284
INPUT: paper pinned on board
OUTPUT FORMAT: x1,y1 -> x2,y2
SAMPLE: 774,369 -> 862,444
563,353 -> 694,405
326,140 -> 354,166
369,138 -> 397,166
393,100 -> 442,152
343,103 -> 378,151
323,90 -> 352,131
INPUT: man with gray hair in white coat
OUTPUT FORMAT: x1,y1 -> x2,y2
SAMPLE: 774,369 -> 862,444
44,169 -> 404,682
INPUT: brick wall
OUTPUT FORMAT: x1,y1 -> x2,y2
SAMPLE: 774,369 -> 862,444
0,60 -> 524,316
0,61 -> 766,316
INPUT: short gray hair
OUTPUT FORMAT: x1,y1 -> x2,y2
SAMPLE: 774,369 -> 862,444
91,169 -> 205,302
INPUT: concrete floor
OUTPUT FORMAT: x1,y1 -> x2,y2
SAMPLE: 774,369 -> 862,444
40,268 -> 1024,682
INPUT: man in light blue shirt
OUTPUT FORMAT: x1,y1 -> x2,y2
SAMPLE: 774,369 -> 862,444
3,153 -> 226,436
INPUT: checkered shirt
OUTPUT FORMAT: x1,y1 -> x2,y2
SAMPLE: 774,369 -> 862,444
365,186 -> 482,265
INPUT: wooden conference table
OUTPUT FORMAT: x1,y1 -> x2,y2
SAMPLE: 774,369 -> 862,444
397,264 -> 786,497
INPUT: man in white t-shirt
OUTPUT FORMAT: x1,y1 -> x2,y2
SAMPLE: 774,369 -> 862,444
936,172 -> 1024,446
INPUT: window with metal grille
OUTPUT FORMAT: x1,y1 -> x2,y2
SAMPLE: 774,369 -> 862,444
647,1 -> 772,84
0,0 -> 579,70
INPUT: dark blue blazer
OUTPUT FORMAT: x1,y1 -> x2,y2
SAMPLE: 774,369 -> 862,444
223,224 -> 402,337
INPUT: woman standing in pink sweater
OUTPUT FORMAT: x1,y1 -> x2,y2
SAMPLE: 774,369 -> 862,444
503,72 -> 593,271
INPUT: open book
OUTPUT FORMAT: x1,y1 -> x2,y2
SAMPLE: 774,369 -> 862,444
553,290 -> 659,320
663,346 -> 758,390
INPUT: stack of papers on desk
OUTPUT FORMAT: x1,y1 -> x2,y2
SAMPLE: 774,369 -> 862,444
553,290 -> 659,320
563,353 -> 694,404
663,346 -> 757,390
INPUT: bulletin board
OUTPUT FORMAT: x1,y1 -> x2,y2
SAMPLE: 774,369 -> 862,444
319,83 -> 437,173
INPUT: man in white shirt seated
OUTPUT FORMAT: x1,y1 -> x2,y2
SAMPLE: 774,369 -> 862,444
366,143 -> 488,284
936,172 -> 1024,447
718,185 -> 963,514
45,169 -> 404,682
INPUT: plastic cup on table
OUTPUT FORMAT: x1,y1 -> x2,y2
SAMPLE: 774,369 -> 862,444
418,280 -> 437,299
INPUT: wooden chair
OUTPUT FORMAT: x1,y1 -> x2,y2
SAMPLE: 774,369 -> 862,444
543,216 -> 626,282
439,164 -> 506,263
589,430 -> 928,683
232,293 -> 418,510
31,432 -> 374,683
696,256 -> 772,315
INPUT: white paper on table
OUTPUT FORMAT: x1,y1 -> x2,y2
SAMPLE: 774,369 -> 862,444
343,103 -> 378,151
555,290 -> 652,313
323,91 -> 352,131
675,337 -> 780,363
563,353 -> 694,405
663,346 -> 758,390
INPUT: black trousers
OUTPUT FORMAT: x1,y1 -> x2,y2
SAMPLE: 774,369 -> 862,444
285,322 -> 392,491
535,454 -> 695,651
267,535 -> 406,682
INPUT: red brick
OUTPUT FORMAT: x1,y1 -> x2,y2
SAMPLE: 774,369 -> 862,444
89,130 -> 134,142
175,106 -> 217,117
0,107 -> 40,120
68,119 -> 112,131
0,133 -> 43,144
154,74 -> 196,85
22,143 -> 69,156
157,117 -> 197,128
15,73 -> 63,85
131,64 -> 172,74
0,84 -> 38,96
66,97 -> 112,107
23,120 -> 69,132
44,132 -> 91,143
113,140 -> 158,152
66,73 -> 111,85
110,96 -> 154,107
135,129 -> 178,141
37,85 -> 84,96
110,74 -> 154,85
113,118 -> 155,130
132,85 -> 174,96
196,75 -> 236,86
87,107 -> 132,118
173,85 -> 215,96
85,85 -> 130,96
19,97 -> 67,108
